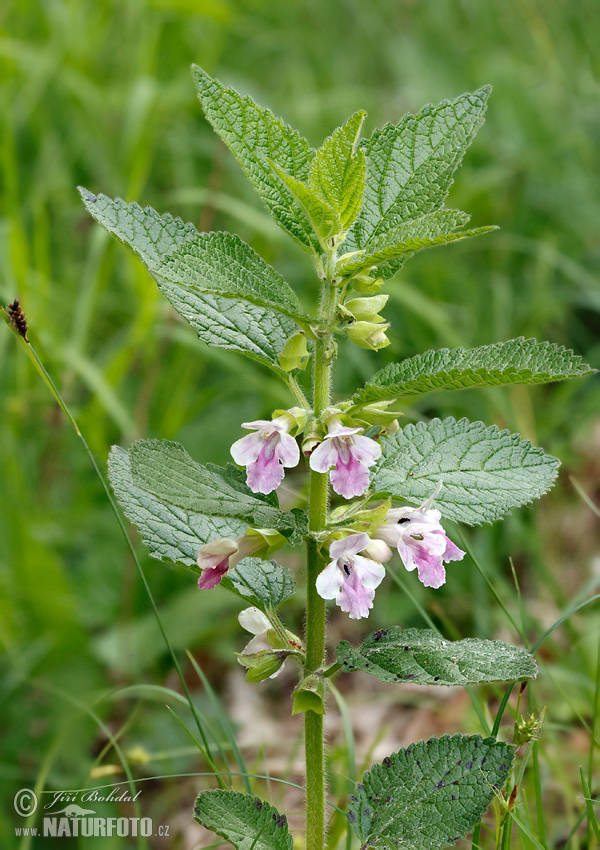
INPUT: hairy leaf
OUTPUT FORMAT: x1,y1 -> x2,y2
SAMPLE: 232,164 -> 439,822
224,558 -> 295,611
371,417 -> 560,525
347,735 -> 514,849
339,210 -> 495,278
129,439 -> 304,541
194,790 -> 292,850
348,87 -> 491,250
108,446 -> 245,572
309,110 -> 367,229
192,65 -> 315,250
353,338 -> 595,406
337,627 -> 537,686
79,189 -> 300,374
270,162 -> 341,248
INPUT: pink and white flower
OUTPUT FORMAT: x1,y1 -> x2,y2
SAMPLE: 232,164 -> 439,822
308,420 -> 381,499
230,415 -> 300,495
374,501 -> 465,589
316,533 -> 386,619
197,534 -> 262,589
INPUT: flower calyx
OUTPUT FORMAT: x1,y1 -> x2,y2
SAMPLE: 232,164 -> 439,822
291,670 -> 325,715
236,606 -> 304,682
279,331 -> 310,372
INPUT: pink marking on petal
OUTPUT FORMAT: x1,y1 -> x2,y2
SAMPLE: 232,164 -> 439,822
336,568 -> 375,619
330,455 -> 370,498
246,452 -> 286,494
198,561 -> 230,589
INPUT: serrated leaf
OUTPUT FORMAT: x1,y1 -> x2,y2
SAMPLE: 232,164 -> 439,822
337,627 -> 537,686
371,417 -> 560,525
309,110 -> 367,229
79,189 -> 300,375
192,65 -> 315,251
347,86 -> 491,253
347,734 -> 514,850
339,211 -> 495,278
108,446 -> 246,572
194,790 -> 292,850
129,439 -> 304,541
353,338 -> 595,406
270,162 -> 341,248
223,558 -> 295,611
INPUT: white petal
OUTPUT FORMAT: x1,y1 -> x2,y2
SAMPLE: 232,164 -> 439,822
352,555 -> 386,589
349,434 -> 382,465
238,606 -> 271,635
329,533 -> 370,560
241,634 -> 270,654
315,561 -> 343,599
309,438 -> 340,472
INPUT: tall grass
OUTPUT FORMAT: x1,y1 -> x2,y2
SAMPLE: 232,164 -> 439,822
1,1 -> 598,847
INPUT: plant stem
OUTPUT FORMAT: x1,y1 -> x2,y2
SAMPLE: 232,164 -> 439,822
305,295 -> 335,850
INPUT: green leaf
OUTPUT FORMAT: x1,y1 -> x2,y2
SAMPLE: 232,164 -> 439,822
192,65 -> 315,251
270,162 -> 341,248
337,627 -> 537,686
309,110 -> 367,229
348,86 -> 492,251
194,790 -> 292,850
353,338 -> 595,406
339,210 -> 495,279
108,446 -> 246,572
129,439 -> 304,541
79,189 -> 300,375
347,734 -> 514,850
371,417 -> 560,525
224,558 -> 295,611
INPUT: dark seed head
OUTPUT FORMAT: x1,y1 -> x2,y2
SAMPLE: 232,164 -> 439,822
6,300 -> 29,343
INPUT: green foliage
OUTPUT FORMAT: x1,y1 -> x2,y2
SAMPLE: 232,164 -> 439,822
372,417 -> 560,525
224,558 -> 295,612
337,627 -> 537,686
353,338 -> 594,406
79,190 -> 302,374
192,65 -> 316,251
269,162 -> 341,249
344,86 -> 492,278
128,439 -> 305,540
309,110 -> 367,230
347,735 -> 514,849
107,445 -> 244,571
338,214 -> 496,279
194,790 -> 292,850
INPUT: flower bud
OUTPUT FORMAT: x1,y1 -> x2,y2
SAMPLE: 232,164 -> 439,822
344,294 -> 389,321
346,321 -> 391,350
351,275 -> 383,294
237,649 -> 287,682
279,332 -> 309,372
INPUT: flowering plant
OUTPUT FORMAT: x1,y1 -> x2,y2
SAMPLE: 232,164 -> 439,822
79,68 -> 593,849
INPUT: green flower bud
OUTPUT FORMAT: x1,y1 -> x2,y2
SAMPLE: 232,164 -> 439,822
279,332 -> 309,372
346,321 -> 391,350
237,649 -> 287,682
344,294 -> 389,321
351,275 -> 383,294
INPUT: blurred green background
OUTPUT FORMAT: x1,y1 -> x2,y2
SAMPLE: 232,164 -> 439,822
1,0 -> 599,847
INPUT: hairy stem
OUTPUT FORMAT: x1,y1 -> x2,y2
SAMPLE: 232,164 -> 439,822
305,284 -> 336,850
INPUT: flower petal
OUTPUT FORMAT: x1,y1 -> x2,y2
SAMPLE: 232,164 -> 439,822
238,606 -> 271,635
329,533 -> 370,560
315,561 -> 343,600
336,569 -> 376,619
308,438 -> 340,473
352,555 -> 386,589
